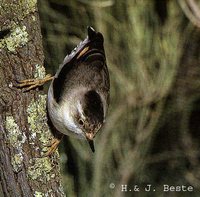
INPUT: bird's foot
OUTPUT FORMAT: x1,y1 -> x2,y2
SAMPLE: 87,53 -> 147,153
44,137 -> 63,156
16,74 -> 54,92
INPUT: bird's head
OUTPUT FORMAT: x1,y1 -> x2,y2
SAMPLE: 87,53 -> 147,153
63,89 -> 104,152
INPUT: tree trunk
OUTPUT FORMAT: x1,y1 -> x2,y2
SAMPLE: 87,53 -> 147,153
0,1 -> 65,196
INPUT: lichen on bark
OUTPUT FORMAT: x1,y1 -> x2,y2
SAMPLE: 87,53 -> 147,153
34,64 -> 46,79
0,0 -> 37,53
34,191 -> 44,197
0,0 -> 37,21
0,25 -> 28,52
27,157 -> 54,181
5,116 -> 26,172
27,94 -> 55,154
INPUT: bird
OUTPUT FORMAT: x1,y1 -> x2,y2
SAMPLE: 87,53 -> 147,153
17,27 -> 110,155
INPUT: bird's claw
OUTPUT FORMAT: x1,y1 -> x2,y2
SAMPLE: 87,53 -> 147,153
15,74 -> 54,92
44,138 -> 62,157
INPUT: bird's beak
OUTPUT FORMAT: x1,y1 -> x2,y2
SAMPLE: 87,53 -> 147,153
85,132 -> 95,152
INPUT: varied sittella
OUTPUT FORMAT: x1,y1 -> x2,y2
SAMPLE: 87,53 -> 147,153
17,27 -> 110,155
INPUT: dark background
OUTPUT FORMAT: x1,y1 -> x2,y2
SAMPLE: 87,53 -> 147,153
38,1 -> 200,196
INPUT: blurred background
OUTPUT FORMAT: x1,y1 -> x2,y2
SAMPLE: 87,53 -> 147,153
38,0 -> 200,196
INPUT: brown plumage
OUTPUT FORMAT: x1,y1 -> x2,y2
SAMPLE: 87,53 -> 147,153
47,27 -> 110,152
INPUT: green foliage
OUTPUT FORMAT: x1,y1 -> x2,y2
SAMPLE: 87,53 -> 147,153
38,0 -> 200,196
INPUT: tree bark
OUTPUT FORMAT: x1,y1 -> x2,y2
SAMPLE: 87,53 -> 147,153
0,1 -> 65,196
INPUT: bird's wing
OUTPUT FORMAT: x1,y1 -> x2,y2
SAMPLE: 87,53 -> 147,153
52,27 -> 108,104
52,37 -> 89,103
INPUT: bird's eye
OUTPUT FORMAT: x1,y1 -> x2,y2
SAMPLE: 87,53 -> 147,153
78,119 -> 84,126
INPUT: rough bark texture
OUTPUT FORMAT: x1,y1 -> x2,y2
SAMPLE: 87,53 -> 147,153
0,1 -> 65,197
